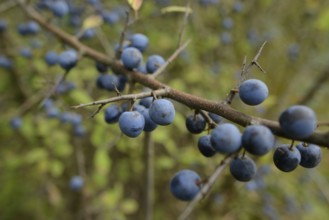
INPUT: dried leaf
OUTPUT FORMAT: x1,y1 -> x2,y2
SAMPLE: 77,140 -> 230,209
161,6 -> 193,14
82,15 -> 103,30
127,0 -> 143,11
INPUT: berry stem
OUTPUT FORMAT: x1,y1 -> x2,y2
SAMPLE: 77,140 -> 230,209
289,140 -> 295,151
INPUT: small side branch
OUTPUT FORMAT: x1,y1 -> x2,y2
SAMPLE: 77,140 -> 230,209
144,132 -> 154,220
73,88 -> 169,109
178,154 -> 234,220
0,0 -> 18,14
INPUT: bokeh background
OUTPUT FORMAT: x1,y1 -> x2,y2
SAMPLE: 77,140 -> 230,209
0,0 -> 329,219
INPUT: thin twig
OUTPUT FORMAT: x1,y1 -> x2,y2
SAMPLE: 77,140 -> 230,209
178,154 -> 234,220
144,132 -> 154,220
74,139 -> 87,179
73,88 -> 169,109
115,11 -> 130,60
96,27 -> 113,56
152,39 -> 191,79
317,122 -> 329,127
41,69 -> 71,106
90,103 -> 105,118
199,110 -> 217,129
310,170 -> 329,204
15,88 -> 49,116
0,0 -> 18,14
177,3 -> 191,48
298,70 -> 329,105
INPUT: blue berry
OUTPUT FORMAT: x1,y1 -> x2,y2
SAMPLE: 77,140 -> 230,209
146,55 -> 165,73
69,113 -> 82,126
155,0 -> 171,6
137,63 -> 147,73
95,62 -> 108,73
239,79 -> 268,105
0,55 -> 13,69
287,43 -> 300,61
69,15 -> 81,27
296,143 -> 321,168
139,96 -> 153,108
222,17 -> 234,30
26,21 -> 40,35
199,0 -> 219,6
210,123 -> 242,154
129,33 -> 149,52
10,117 -> 22,130
230,156 -> 257,182
118,111 -> 145,137
117,75 -> 127,92
42,98 -> 54,109
208,112 -> 222,124
73,125 -> 87,137
60,112 -> 75,124
233,2 -> 244,12
121,47 -> 143,70
220,32 -> 232,45
81,28 -> 96,40
242,125 -> 275,156
104,104 -> 121,124
46,107 -> 60,118
102,11 -> 120,25
0,19 -> 7,32
69,176 -> 84,191
185,114 -> 206,134
273,145 -> 301,172
55,81 -> 75,94
133,104 -> 157,132
279,105 -> 317,139
96,74 -> 120,91
17,23 -> 29,36
44,51 -> 58,66
58,50 -> 78,70
51,1 -> 69,17
149,99 -> 175,125
198,135 -> 216,157
114,41 -> 130,53
19,47 -> 32,59
170,169 -> 201,201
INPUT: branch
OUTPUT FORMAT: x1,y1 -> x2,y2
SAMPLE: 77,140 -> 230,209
144,132 -> 154,220
178,154 -> 234,220
19,3 -> 329,147
177,3 -> 191,48
298,70 -> 329,105
72,88 -> 169,109
0,0 -> 18,14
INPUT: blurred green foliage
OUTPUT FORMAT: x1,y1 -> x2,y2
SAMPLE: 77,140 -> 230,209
0,0 -> 329,219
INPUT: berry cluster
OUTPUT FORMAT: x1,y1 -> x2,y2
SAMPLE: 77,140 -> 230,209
96,32 -> 173,137
170,78 -> 321,201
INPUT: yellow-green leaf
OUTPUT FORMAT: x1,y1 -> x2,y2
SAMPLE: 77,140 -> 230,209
127,0 -> 143,11
161,6 -> 193,14
315,8 -> 329,30
82,15 -> 103,30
